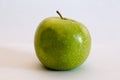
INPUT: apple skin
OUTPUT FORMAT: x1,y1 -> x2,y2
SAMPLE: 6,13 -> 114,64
34,17 -> 91,70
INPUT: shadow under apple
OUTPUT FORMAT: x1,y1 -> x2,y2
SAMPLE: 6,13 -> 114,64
0,46 -> 44,70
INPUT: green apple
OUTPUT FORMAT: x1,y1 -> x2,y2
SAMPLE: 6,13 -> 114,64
34,11 -> 91,70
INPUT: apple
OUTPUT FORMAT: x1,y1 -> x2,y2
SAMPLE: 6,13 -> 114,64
34,11 -> 91,70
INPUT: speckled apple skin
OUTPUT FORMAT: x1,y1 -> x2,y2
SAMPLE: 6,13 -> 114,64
34,17 -> 91,70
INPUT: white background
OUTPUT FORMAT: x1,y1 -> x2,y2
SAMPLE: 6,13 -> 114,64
0,0 -> 120,80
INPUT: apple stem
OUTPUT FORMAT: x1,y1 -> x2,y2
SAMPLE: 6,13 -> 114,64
56,10 -> 64,19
